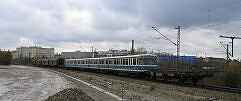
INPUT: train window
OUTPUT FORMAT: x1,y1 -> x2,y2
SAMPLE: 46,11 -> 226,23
80,60 -> 82,64
123,59 -> 126,65
100,60 -> 102,64
119,59 -> 121,65
133,58 -> 136,65
131,58 -> 133,65
139,58 -> 144,65
116,59 -> 119,65
129,58 -> 131,65
108,59 -> 112,64
144,58 -> 157,65
114,59 -> 117,65
125,58 -> 129,65
111,59 -> 114,65
128,58 -> 130,65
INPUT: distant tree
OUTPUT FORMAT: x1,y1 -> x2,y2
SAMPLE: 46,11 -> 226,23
0,50 -> 12,65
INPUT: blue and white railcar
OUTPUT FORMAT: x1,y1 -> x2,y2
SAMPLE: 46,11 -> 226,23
65,54 -> 159,72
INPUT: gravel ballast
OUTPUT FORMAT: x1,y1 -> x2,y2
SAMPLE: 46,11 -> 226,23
44,68 -> 241,101
45,88 -> 95,101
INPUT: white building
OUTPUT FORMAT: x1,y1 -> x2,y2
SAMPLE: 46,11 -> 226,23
12,46 -> 54,59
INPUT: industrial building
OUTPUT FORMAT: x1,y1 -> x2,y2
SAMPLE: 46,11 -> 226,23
12,46 -> 54,59
97,49 -> 129,57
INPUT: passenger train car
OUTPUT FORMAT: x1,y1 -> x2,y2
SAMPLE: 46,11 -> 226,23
65,54 -> 159,72
36,58 -> 65,67
34,54 -> 211,84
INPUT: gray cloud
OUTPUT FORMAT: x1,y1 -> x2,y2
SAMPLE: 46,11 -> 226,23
0,0 -> 241,58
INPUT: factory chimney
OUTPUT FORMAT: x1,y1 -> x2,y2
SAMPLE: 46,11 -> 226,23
131,40 -> 134,55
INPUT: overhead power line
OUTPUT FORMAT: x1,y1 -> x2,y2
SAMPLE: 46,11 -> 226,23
156,0 -> 241,27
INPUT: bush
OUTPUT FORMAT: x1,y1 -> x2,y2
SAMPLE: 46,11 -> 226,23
0,51 -> 12,65
223,70 -> 241,88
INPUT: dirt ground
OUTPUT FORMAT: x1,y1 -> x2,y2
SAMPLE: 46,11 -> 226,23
0,65 -> 70,101
0,65 -> 117,101
1,65 -> 240,101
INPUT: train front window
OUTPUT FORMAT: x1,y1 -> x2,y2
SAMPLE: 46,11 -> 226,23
139,57 -> 157,65
144,58 -> 157,65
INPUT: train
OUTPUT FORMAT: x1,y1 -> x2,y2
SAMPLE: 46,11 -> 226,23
35,54 -> 211,84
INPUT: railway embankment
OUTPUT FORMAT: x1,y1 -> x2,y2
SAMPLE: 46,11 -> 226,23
44,67 -> 241,101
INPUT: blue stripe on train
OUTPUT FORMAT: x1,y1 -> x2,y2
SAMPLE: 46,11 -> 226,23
65,64 -> 158,71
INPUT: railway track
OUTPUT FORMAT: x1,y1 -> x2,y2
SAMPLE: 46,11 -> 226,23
98,72 -> 241,94
46,67 -> 241,94
150,79 -> 241,94
190,84 -> 241,94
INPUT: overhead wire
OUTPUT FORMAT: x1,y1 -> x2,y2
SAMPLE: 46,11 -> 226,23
156,0 -> 241,28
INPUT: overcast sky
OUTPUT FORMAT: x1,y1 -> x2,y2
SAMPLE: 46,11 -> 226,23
0,0 -> 241,59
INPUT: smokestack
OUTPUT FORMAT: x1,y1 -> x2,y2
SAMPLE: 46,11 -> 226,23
131,40 -> 134,55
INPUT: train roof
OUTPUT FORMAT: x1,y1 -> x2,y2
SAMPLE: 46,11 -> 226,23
65,54 -> 157,61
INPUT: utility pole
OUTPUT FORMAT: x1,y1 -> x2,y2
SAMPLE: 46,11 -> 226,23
175,26 -> 181,57
175,26 -> 181,70
91,46 -> 94,58
219,35 -> 241,57
226,44 -> 229,69
220,42 -> 232,69
152,26 -> 181,70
